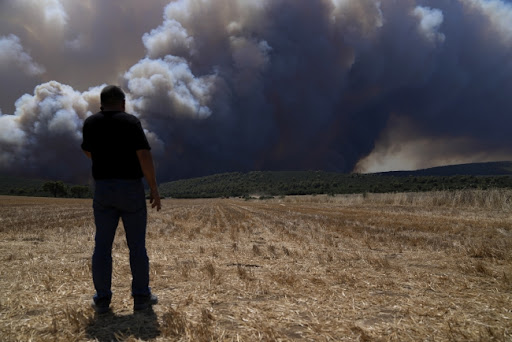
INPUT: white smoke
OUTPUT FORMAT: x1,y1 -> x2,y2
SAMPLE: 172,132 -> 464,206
124,56 -> 216,120
0,35 -> 45,76
463,0 -> 512,42
412,6 -> 445,43
16,0 -> 69,29
0,0 -> 170,112
0,81 -> 101,181
143,17 -> 196,60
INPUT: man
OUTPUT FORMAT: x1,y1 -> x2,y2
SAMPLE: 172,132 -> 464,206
81,85 -> 161,313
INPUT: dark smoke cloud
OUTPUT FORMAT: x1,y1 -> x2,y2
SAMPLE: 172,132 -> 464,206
0,0 -> 511,182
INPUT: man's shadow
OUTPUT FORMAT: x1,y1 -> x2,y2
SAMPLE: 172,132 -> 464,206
86,308 -> 160,342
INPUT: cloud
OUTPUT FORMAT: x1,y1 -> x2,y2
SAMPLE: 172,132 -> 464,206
463,0 -> 512,42
124,56 -> 216,120
24,0 -> 68,28
0,81 -> 102,181
0,0 -> 170,111
12,0 -> 69,30
0,0 -> 511,181
143,17 -> 195,59
0,35 -> 45,76
412,6 -> 445,43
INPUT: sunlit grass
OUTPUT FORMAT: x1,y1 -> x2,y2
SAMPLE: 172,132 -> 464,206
0,191 -> 511,341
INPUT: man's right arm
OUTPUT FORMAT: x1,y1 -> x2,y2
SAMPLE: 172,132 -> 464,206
136,149 -> 161,211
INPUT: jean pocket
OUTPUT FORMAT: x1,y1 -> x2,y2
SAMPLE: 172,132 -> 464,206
94,183 -> 115,207
118,184 -> 145,212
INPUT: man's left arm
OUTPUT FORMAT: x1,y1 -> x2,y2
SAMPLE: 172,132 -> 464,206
136,149 -> 161,211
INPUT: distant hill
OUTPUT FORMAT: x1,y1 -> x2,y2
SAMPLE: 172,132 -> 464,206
379,161 -> 512,177
2,161 -> 512,198
159,162 -> 512,198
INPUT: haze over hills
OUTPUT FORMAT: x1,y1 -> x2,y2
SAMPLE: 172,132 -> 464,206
376,161 -> 512,177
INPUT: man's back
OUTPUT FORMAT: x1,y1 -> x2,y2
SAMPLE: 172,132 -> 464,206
82,111 -> 150,180
82,85 -> 160,314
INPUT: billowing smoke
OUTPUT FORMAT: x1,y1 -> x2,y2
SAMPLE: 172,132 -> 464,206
0,0 -> 170,112
0,35 -> 45,76
0,82 -> 102,182
0,0 -> 511,182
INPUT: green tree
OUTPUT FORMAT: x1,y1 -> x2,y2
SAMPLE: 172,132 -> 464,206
42,181 -> 67,197
70,185 -> 90,198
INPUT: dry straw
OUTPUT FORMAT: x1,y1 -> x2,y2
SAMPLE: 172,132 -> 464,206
1,190 -> 511,341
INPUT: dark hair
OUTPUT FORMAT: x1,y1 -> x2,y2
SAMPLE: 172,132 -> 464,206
100,85 -> 125,106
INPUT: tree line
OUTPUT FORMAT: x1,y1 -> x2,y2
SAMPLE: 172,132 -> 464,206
5,170 -> 512,199
159,171 -> 512,199
8,181 -> 91,198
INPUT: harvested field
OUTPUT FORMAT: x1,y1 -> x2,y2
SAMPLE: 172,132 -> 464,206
0,190 -> 511,341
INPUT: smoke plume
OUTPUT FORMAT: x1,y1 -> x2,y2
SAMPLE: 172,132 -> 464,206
0,0 -> 511,182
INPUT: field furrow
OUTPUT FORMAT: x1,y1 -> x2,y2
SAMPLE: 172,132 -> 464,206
0,192 -> 511,341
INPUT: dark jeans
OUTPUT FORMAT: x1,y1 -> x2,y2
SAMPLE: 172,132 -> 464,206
92,179 -> 150,300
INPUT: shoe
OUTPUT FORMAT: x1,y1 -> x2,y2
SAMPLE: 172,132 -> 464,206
133,293 -> 158,311
91,297 -> 111,314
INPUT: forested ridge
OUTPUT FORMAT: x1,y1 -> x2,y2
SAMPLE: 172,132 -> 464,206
159,170 -> 512,199
2,161 -> 512,199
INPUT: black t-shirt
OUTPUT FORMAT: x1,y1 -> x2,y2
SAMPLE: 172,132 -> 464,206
81,111 -> 151,180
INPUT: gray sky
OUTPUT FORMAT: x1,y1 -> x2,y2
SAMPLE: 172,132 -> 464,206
1,0 -> 511,182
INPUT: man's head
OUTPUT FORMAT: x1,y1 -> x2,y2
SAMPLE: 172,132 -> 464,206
100,85 -> 125,111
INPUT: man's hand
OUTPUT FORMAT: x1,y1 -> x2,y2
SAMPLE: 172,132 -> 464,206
149,188 -> 161,211
136,149 -> 161,211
